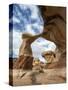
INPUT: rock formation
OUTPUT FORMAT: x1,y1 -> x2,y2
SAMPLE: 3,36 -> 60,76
14,6 -> 66,70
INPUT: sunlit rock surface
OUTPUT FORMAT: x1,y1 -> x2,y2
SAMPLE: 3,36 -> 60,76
9,5 -> 66,86
13,5 -> 66,69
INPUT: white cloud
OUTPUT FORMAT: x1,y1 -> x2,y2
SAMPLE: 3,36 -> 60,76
9,30 -> 23,58
31,37 -> 56,63
13,30 -> 22,58
9,4 -> 44,58
13,16 -> 20,23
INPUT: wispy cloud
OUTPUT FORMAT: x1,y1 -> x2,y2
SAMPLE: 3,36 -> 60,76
9,30 -> 22,58
31,37 -> 56,63
9,4 -> 44,58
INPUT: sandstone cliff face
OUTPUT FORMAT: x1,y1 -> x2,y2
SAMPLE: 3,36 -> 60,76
14,6 -> 66,70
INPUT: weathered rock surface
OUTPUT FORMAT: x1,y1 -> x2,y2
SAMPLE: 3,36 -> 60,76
14,6 -> 66,71
12,67 -> 66,86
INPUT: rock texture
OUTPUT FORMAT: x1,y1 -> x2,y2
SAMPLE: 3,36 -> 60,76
14,6 -> 66,71
9,6 -> 66,86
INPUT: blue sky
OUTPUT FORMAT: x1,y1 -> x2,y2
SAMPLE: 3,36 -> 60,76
9,4 -> 44,58
9,4 -> 56,63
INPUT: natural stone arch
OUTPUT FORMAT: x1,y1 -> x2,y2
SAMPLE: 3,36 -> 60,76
14,6 -> 66,70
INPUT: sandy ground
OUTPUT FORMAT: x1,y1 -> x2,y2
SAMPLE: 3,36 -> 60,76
9,66 -> 66,86
9,50 -> 66,86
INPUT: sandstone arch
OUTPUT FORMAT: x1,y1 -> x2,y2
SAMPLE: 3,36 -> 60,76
14,6 -> 66,70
